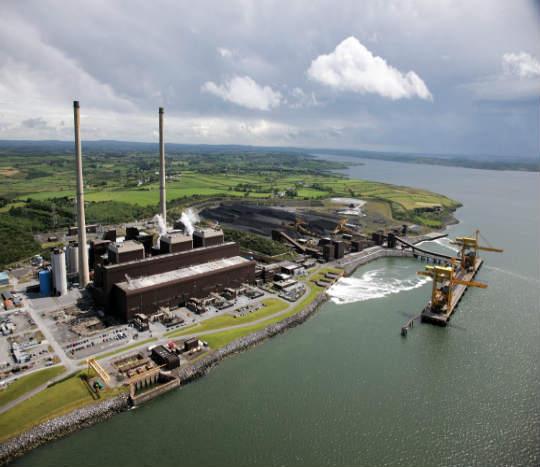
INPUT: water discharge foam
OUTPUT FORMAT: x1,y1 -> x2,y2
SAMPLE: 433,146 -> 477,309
418,237 -> 460,254
328,267 -> 430,304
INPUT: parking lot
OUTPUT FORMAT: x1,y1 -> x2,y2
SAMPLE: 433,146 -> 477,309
63,326 -> 134,360
0,310 -> 59,380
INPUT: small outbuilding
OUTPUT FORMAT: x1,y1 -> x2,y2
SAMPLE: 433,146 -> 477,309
151,345 -> 180,370
184,337 -> 199,352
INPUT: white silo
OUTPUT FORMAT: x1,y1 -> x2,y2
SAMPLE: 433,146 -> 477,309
51,248 -> 68,296
66,242 -> 79,280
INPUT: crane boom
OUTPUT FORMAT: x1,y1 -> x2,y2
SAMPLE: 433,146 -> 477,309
453,279 -> 487,288
87,358 -> 110,383
476,246 -> 503,253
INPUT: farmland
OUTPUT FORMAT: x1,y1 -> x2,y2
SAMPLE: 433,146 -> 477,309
0,141 -> 461,267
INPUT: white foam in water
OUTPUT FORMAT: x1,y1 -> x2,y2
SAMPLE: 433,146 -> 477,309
418,237 -> 460,253
328,268 -> 431,305
433,237 -> 460,253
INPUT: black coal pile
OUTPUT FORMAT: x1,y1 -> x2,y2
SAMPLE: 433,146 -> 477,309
200,203 -> 343,238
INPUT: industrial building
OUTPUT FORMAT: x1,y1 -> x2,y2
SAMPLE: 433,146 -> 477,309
151,345 -> 180,370
193,228 -> 224,248
58,103 -> 255,323
90,226 -> 255,322
107,240 -> 145,264
159,233 -> 192,254
110,256 -> 254,320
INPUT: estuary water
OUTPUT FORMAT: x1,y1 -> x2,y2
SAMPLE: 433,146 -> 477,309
14,157 -> 539,467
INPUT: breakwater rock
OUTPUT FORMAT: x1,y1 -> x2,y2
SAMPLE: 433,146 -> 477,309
176,291 -> 328,384
0,392 -> 130,466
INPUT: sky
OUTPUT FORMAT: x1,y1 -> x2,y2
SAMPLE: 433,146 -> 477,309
0,0 -> 539,158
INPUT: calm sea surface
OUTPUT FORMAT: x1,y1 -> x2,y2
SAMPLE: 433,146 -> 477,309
15,157 -> 539,467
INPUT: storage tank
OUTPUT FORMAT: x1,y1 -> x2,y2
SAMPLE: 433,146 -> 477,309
66,242 -> 79,279
51,248 -> 68,296
39,269 -> 51,296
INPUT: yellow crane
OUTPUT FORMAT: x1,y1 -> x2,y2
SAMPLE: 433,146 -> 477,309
286,218 -> 319,237
332,219 -> 348,235
332,219 -> 360,236
450,230 -> 503,270
418,258 -> 487,314
86,358 -> 111,383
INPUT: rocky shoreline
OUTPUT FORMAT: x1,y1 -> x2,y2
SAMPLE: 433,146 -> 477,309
0,393 -> 130,466
0,292 -> 328,466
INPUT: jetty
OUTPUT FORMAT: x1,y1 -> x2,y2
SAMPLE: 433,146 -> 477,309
414,230 -> 502,329
420,257 -> 484,326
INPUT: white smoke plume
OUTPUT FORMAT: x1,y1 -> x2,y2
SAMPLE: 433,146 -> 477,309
180,208 -> 200,236
153,214 -> 168,248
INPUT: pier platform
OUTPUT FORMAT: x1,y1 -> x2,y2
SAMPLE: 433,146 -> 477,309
421,258 -> 483,326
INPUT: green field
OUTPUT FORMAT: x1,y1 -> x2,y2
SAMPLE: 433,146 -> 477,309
9,172 -> 459,212
0,366 -> 66,408
165,298 -> 289,338
0,370 -> 127,442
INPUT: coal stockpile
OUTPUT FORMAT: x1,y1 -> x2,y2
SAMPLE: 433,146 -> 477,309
200,203 -> 343,238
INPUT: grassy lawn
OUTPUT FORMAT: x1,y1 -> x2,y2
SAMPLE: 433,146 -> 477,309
0,366 -> 66,408
202,285 -> 324,349
96,337 -> 158,360
0,370 -> 127,442
165,298 -> 289,339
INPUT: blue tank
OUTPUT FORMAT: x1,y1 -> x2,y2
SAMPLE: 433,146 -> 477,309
39,269 -> 51,296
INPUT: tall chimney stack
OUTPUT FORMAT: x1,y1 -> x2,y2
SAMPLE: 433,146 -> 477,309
73,101 -> 89,287
159,107 -> 166,225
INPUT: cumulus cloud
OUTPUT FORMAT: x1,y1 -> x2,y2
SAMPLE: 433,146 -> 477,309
461,51 -> 540,100
201,75 -> 282,110
307,36 -> 433,101
502,52 -> 540,77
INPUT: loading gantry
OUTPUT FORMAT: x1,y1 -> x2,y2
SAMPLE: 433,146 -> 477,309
450,230 -> 503,271
86,357 -> 111,384
418,258 -> 487,314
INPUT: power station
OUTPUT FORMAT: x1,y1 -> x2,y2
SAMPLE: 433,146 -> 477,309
40,102 -> 255,323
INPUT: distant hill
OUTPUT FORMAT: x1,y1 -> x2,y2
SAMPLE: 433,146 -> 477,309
0,140 -> 537,171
